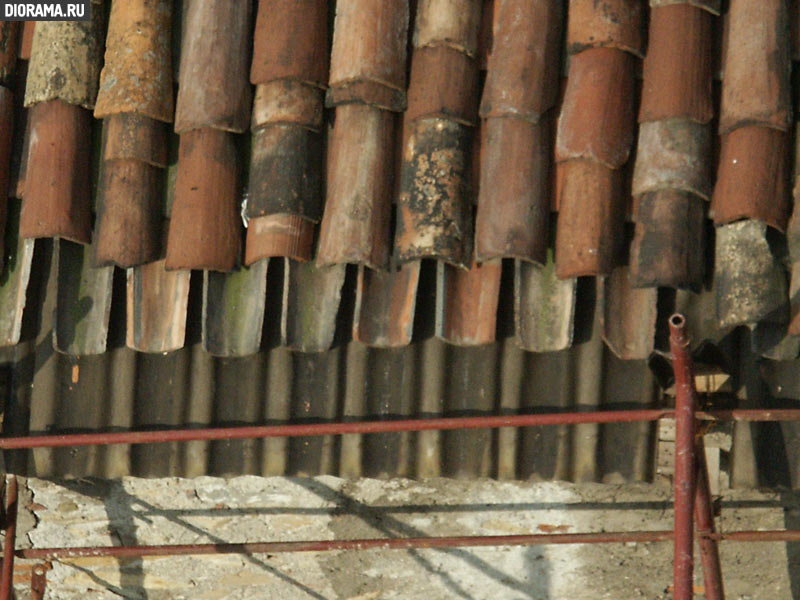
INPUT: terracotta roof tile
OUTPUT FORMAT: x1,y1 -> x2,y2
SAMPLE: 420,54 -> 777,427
515,253 -> 576,352
126,259 -> 190,354
245,215 -> 315,265
327,0 -> 409,111
19,100 -> 92,244
629,190 -> 706,290
413,0 -> 482,57
394,117 -> 473,268
353,263 -> 420,347
475,116 -> 551,263
0,22 -> 19,85
639,4 -> 714,124
174,0 -> 252,134
202,263 -> 268,357
405,45 -> 479,125
317,103 -> 395,269
555,47 -> 636,169
18,21 -> 34,61
567,0 -> 644,57
632,119 -> 712,200
102,113 -> 168,167
436,259 -> 501,345
719,0 -> 791,134
93,158 -> 163,268
24,17 -> 104,110
602,266 -> 657,360
479,0 -> 562,121
714,220 -> 789,328
711,125 -> 790,232
165,128 -> 240,272
250,0 -> 329,88
251,81 -> 324,131
282,259 -> 346,352
94,0 -> 174,123
554,158 -> 623,278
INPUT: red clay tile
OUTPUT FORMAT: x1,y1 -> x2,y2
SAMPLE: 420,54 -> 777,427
103,113 -> 168,168
18,21 -> 34,61
632,119 -> 712,200
436,259 -> 501,345
554,159 -> 623,278
478,0 -> 493,70
94,0 -> 174,123
394,117 -> 473,268
475,116 -> 551,263
602,266 -> 657,360
19,100 -> 92,244
414,0 -> 482,56
480,0 -> 562,120
0,22 -> 19,84
353,262 -> 420,347
252,80 -> 324,131
629,190 -> 706,290
720,0 -> 791,134
174,1 -> 252,134
245,214 -> 316,265
317,103 -> 395,269
639,4 -> 714,124
251,0 -> 329,87
165,128 -> 240,272
328,0 -> 408,111
406,45 -> 479,125
24,18 -> 104,110
555,47 -> 636,169
127,259 -> 190,353
567,0 -> 643,57
650,0 -> 720,14
248,125 -> 323,222
94,159 -> 163,268
711,125 -> 790,232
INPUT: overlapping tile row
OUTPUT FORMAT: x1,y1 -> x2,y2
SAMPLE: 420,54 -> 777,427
712,0 -> 793,351
554,0 -> 642,279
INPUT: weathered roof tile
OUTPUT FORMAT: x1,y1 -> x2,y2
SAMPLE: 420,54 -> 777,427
317,103 -> 394,269
0,22 -> 19,85
251,81 -> 324,131
413,0 -> 482,57
19,100 -> 92,244
567,0 -> 644,57
719,0 -> 791,134
94,0 -> 174,123
436,259 -> 501,345
165,128 -> 240,272
479,0 -> 562,121
475,116 -> 551,263
245,214 -> 316,265
639,4 -> 714,124
711,125 -> 790,232
327,0 -> 409,111
250,0 -> 329,88
602,266 -> 657,360
555,47 -> 636,169
353,263 -> 420,347
650,0 -> 720,15
102,113 -> 168,168
174,0 -> 252,134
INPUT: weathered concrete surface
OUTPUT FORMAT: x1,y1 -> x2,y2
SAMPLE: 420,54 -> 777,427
10,476 -> 800,599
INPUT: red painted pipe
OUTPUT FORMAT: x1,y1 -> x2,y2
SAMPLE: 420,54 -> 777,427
669,313 -> 696,600
16,531 -> 676,560
0,477 -> 18,600
1,409 -> 800,451
694,437 -> 725,600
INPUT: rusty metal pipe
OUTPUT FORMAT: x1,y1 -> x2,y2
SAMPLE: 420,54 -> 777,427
16,531 -> 677,560
669,313 -> 696,600
0,409 -> 799,451
695,437 -> 725,600
0,476 -> 18,600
